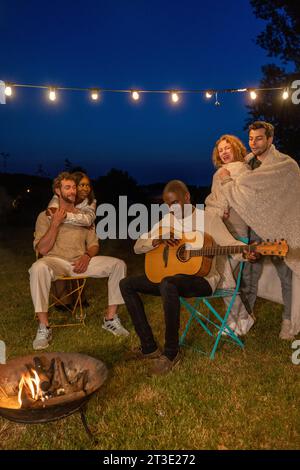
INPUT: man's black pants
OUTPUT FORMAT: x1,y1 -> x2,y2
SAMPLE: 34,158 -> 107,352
120,274 -> 212,360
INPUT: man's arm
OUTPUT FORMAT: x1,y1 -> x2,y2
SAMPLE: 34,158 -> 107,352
134,220 -> 179,254
36,208 -> 66,256
134,237 -> 156,254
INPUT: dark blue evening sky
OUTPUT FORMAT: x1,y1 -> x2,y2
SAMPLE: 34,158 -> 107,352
0,0 -> 268,185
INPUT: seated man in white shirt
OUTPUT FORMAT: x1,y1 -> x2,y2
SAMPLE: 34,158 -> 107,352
29,172 -> 128,350
120,180 -> 257,376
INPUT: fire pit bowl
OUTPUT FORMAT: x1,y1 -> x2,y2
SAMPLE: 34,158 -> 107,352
0,352 -> 108,430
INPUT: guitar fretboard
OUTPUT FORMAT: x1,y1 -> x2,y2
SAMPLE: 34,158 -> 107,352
188,245 -> 250,257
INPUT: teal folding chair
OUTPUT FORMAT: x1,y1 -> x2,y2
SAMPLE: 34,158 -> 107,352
180,246 -> 247,360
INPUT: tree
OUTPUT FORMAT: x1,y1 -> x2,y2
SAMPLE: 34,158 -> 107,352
95,168 -> 144,205
248,1 -> 300,163
251,0 -> 300,67
246,65 -> 300,162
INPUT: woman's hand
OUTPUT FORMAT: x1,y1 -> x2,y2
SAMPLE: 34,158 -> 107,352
218,168 -> 231,180
223,210 -> 230,220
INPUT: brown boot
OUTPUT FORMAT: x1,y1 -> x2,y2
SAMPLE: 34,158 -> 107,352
148,352 -> 181,376
125,347 -> 162,361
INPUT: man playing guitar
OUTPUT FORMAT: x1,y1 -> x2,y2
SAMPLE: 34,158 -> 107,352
120,180 -> 260,376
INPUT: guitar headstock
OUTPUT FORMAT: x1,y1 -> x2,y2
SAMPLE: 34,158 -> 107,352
254,239 -> 289,257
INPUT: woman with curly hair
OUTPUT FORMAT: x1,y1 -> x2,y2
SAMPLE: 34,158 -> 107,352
205,134 -> 250,241
205,135 -> 254,336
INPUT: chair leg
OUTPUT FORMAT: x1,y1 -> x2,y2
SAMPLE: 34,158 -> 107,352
179,314 -> 194,346
180,293 -> 244,360
49,278 -> 87,327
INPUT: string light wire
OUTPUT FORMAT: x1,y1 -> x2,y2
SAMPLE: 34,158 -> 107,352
1,81 -> 291,103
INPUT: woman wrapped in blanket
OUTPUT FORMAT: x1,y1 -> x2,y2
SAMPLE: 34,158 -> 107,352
205,135 -> 254,336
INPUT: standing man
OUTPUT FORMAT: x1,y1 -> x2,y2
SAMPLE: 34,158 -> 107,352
30,172 -> 129,350
219,121 -> 294,340
120,180 -> 256,376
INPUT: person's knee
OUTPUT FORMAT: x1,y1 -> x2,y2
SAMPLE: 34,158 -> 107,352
119,276 -> 131,294
114,258 -> 127,275
29,259 -> 50,278
160,276 -> 177,295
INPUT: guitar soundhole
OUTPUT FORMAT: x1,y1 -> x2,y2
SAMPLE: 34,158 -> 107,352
177,245 -> 189,262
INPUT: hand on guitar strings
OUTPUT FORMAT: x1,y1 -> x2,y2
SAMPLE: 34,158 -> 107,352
243,242 -> 261,263
152,235 -> 180,248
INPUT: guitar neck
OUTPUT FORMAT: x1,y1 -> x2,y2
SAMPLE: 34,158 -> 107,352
189,245 -> 250,257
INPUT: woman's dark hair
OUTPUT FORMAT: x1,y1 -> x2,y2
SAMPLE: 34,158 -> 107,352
72,171 -> 95,204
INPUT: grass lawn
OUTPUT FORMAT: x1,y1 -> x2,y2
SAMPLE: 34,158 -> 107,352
0,226 -> 299,450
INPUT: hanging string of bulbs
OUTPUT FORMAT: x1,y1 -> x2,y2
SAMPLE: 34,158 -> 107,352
2,81 -> 291,104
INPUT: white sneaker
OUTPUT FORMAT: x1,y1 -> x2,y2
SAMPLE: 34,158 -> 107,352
102,316 -> 130,337
236,315 -> 255,336
221,323 -> 237,336
279,319 -> 294,340
33,324 -> 52,350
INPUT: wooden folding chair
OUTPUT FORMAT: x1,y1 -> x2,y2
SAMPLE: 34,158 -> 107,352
34,239 -> 88,327
48,275 -> 88,327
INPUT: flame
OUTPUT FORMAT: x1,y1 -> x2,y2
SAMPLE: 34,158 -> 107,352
18,369 -> 41,407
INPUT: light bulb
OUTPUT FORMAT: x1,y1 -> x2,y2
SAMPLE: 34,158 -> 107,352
91,90 -> 99,100
171,92 -> 179,103
205,91 -> 212,99
5,86 -> 12,96
49,89 -> 56,101
132,91 -> 140,101
282,89 -> 289,100
250,90 -> 257,100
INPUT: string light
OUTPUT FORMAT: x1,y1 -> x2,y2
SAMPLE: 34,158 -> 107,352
90,89 -> 99,100
282,89 -> 289,100
171,92 -> 179,103
1,80 -> 292,106
48,88 -> 56,101
5,85 -> 12,96
131,90 -> 140,101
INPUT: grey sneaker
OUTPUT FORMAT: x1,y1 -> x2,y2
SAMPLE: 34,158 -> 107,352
33,324 -> 52,350
102,316 -> 129,337
279,319 -> 294,340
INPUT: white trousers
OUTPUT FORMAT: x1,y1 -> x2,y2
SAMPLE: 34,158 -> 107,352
29,256 -> 126,312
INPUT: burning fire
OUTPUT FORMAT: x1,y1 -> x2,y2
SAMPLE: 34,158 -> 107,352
18,369 -> 41,407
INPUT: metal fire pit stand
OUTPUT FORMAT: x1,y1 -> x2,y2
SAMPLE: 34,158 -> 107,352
0,396 -> 98,443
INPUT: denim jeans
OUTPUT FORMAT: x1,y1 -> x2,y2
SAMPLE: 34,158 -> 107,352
240,228 -> 292,320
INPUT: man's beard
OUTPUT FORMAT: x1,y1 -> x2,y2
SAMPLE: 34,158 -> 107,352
61,194 -> 75,204
252,143 -> 270,157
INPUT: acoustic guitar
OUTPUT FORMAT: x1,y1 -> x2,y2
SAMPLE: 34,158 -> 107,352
145,230 -> 288,284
